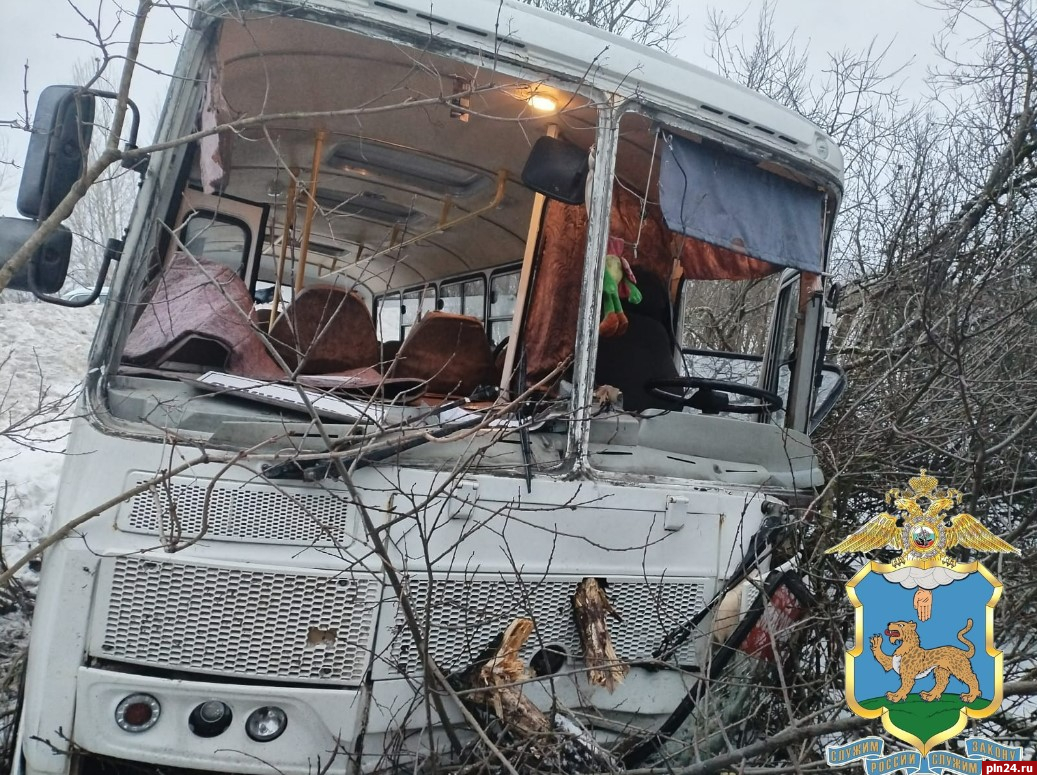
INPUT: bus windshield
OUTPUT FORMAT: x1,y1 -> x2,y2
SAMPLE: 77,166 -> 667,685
105,10 -> 837,487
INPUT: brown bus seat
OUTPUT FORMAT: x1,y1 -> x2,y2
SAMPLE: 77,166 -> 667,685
268,286 -> 379,374
388,312 -> 494,396
123,252 -> 283,380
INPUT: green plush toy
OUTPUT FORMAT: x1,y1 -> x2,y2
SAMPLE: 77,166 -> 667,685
600,251 -> 642,337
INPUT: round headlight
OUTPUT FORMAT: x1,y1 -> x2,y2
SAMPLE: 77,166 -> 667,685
245,706 -> 287,742
189,700 -> 233,737
115,693 -> 161,733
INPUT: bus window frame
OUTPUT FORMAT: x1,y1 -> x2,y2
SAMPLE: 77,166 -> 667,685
399,285 -> 437,339
374,263 -> 522,344
487,266 -> 521,347
175,186 -> 270,293
181,209 -> 253,279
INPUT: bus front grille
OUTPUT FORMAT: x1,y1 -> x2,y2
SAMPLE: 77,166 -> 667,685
118,475 -> 357,546
94,556 -> 381,685
388,576 -> 706,675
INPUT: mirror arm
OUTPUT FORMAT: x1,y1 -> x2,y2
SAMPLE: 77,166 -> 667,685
81,88 -> 147,174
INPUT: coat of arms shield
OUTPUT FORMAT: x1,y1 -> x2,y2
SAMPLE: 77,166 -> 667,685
828,470 -> 1018,758
844,559 -> 1001,754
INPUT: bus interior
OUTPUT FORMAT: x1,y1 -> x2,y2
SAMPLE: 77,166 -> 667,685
108,12 -> 841,489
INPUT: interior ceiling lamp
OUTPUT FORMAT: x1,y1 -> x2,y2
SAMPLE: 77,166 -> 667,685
527,91 -> 558,113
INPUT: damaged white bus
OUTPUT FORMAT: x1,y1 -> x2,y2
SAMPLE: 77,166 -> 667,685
4,0 -> 844,773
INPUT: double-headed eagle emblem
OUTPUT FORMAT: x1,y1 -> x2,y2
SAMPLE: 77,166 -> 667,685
827,470 -> 1018,620
827,469 -> 1017,564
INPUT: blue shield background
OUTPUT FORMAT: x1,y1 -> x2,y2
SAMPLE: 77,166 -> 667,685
853,570 -> 996,704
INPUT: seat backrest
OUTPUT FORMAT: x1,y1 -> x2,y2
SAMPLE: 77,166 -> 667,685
595,314 -> 682,412
268,286 -> 379,374
124,252 -> 279,377
388,312 -> 494,396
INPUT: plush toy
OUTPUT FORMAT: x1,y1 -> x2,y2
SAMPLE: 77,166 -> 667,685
599,238 -> 642,337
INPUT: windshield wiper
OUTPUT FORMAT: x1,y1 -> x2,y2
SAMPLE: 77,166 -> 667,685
262,397 -> 480,481
264,413 -> 484,481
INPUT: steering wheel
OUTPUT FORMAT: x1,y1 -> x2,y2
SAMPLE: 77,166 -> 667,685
644,377 -> 783,415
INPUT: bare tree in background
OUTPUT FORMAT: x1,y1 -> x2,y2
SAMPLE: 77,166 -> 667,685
64,64 -> 137,285
517,0 -> 683,49
681,0 -> 1037,766
0,137 -> 10,196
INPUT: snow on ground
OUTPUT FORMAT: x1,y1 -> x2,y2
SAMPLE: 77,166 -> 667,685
0,301 -> 101,567
1,300 -> 100,756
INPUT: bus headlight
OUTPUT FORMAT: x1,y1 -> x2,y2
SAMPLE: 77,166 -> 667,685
189,700 -> 233,737
245,706 -> 287,742
115,693 -> 161,732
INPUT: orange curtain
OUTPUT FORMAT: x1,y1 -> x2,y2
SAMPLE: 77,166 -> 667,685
522,185 -> 779,385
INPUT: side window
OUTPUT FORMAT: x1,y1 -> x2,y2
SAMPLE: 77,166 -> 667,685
400,286 -> 436,339
174,189 -> 269,293
181,212 -> 251,277
440,276 -> 486,320
488,270 -> 519,346
439,281 -> 464,315
810,364 -> 845,433
463,278 -> 486,321
380,272 -> 518,345
762,271 -> 800,427
378,292 -> 402,341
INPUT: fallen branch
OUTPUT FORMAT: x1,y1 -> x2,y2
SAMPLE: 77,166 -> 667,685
460,618 -> 553,740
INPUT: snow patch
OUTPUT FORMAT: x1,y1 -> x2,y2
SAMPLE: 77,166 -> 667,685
0,302 -> 100,566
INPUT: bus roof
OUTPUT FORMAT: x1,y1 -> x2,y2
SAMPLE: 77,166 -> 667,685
193,0 -> 843,187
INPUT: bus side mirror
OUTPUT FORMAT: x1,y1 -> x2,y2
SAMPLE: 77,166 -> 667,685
17,85 -> 96,220
521,136 -> 588,204
0,217 -> 73,293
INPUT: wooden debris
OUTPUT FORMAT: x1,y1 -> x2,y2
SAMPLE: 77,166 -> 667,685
458,617 -> 552,740
451,617 -> 620,774
572,577 -> 628,691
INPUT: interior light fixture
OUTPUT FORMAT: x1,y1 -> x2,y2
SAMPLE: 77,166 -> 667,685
527,93 -> 558,113
325,139 -> 492,199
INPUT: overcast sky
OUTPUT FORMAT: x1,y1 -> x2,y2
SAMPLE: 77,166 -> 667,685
0,0 -> 955,217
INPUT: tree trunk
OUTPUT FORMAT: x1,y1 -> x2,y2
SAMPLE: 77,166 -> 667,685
465,617 -> 553,740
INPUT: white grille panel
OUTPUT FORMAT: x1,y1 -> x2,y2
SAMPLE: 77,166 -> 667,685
389,577 -> 705,674
120,476 -> 355,545
98,557 -> 381,685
